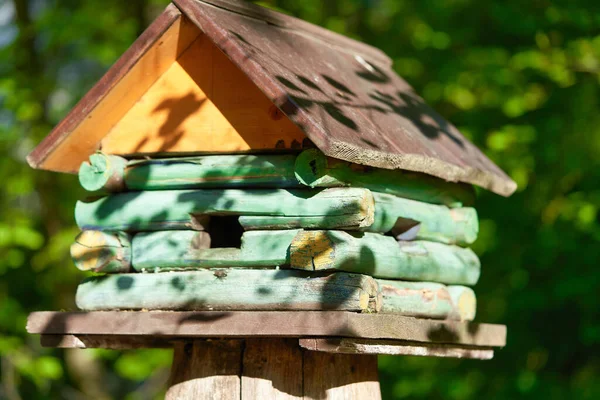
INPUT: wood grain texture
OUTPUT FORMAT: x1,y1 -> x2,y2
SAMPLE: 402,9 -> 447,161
242,339 -> 303,399
39,335 -> 495,360
377,280 -> 454,319
299,338 -> 494,360
290,230 -> 480,285
27,311 -> 507,347
75,270 -> 380,312
448,285 -> 477,321
132,230 -> 296,271
101,32 -> 307,155
303,351 -> 381,400
167,340 -> 242,400
70,231 -> 132,273
27,6 -> 200,173
40,334 -> 173,350
75,188 -> 374,232
173,0 -> 516,196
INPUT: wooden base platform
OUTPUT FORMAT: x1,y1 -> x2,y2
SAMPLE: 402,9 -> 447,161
28,311 -> 505,399
27,311 -> 504,356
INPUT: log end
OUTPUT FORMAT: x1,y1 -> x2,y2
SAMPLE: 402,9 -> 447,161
290,231 -> 336,271
448,286 -> 477,321
78,153 -> 127,192
70,230 -> 132,273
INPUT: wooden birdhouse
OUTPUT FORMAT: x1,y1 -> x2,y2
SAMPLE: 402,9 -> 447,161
26,0 -> 517,398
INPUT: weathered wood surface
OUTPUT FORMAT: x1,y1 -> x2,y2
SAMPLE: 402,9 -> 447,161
75,270 -> 379,312
166,339 -> 379,399
239,193 -> 478,244
75,188 -> 374,231
74,264 -> 475,320
303,350 -> 381,399
378,280 -> 453,319
370,192 -> 478,245
132,230 -> 296,271
448,285 -> 477,321
242,339 -> 303,399
299,338 -> 494,360
290,231 -> 480,285
38,335 -> 495,360
102,27 -> 308,158
40,334 -> 173,349
78,153 -> 301,192
167,340 -> 242,400
27,311 -> 507,347
70,231 -> 132,273
295,149 -> 475,206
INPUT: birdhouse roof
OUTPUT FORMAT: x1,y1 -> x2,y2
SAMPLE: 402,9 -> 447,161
27,0 -> 516,196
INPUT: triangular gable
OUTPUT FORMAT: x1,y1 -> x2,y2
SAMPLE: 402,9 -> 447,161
28,0 -> 516,196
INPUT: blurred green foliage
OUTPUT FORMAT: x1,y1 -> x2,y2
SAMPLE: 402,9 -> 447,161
0,0 -> 598,398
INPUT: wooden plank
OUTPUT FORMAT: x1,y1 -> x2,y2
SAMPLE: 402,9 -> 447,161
290,230 -> 480,285
78,153 -> 301,192
295,149 -> 475,207
166,340 -> 242,400
75,270 -> 380,312
75,188 -> 374,231
70,231 -> 132,273
370,192 -> 478,245
40,334 -> 173,349
101,32 -> 307,155
132,230 -> 295,271
303,350 -> 381,399
28,6 -> 201,173
39,334 -> 495,360
242,339 -> 303,399
27,311 -> 507,347
299,338 -> 494,360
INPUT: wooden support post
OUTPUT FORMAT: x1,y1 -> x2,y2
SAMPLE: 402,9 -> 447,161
167,340 -> 243,400
165,339 -> 381,399
303,351 -> 381,400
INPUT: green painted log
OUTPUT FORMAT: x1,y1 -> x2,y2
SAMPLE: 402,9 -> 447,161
294,149 -> 475,207
132,230 -> 298,272
377,280 -> 454,319
369,193 -> 478,245
75,188 -> 374,232
447,286 -> 477,321
75,270 -> 380,312
78,153 -> 301,192
290,230 -> 480,285
70,231 -> 132,273
238,215 -> 375,231
240,193 -> 478,245
376,280 -> 476,321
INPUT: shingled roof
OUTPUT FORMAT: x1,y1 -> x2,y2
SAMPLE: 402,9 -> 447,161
27,0 -> 516,196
